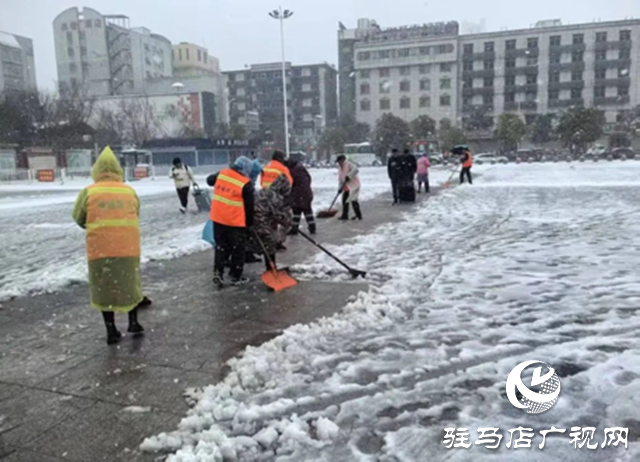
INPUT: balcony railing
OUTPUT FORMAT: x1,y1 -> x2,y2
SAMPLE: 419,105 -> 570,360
505,48 -> 539,58
520,101 -> 538,110
548,81 -> 585,90
462,69 -> 495,78
462,51 -> 496,61
505,66 -> 539,76
595,41 -> 632,51
503,101 -> 518,111
548,98 -> 584,108
549,43 -> 586,54
548,62 -> 586,72
462,86 -> 495,96
594,59 -> 632,70
593,77 -> 631,87
462,104 -> 494,113
504,83 -> 539,93
594,95 -> 631,105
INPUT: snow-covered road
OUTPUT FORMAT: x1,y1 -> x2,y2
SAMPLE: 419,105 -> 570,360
142,162 -> 640,461
0,166 -> 396,300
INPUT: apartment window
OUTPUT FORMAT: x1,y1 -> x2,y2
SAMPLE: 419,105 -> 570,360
303,99 -> 312,107
484,42 -> 495,52
379,68 -> 390,78
82,62 -> 89,73
527,57 -> 538,66
620,49 -> 631,60
505,75 -> 516,86
179,49 -> 182,60
66,32 -> 73,43
506,39 -> 516,50
70,21 -> 77,30
550,54 -> 561,64
506,58 -> 516,69
80,47 -> 87,58
573,34 -> 584,44
482,94 -> 492,105
94,20 -> 102,28
619,86 -> 630,97
360,69 -> 370,78
420,79 -> 431,91
462,77 -> 472,88
505,92 -> 515,103
596,32 -> 608,43
440,78 -> 451,89
400,80 -> 411,92
61,23 -> 68,31
595,68 -> 606,79
69,63 -> 77,73
550,35 -> 561,46
620,30 -> 631,41
67,47 -> 74,58
419,46 -> 430,56
380,98 -> 390,110
526,74 -> 537,85
572,51 -> 584,62
437,44 -> 453,54
440,63 -> 452,72
571,70 -> 583,81
594,86 -> 606,98
358,52 -> 371,61
420,95 -> 431,107
463,96 -> 472,106
527,38 -> 539,49
377,50 -> 391,59
400,66 -> 411,76
197,49 -> 202,61
419,64 -> 431,74
204,52 -> 208,63
360,99 -> 371,111
440,95 -> 451,106
398,48 -> 411,57
484,77 -> 494,87
484,60 -> 494,70
571,88 -> 582,99
79,31 -> 86,41
186,48 -> 190,60
400,97 -> 411,109
596,51 -> 607,61
380,81 -> 391,93
619,68 -> 629,78
360,83 -> 370,95
549,89 -> 560,100
463,61 -> 473,71
463,44 -> 473,54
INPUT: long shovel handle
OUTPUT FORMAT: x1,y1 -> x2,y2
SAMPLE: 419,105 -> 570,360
297,230 -> 366,279
326,181 -> 345,211
252,230 -> 278,274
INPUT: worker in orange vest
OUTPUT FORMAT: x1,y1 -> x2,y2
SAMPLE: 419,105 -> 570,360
209,156 -> 255,288
460,147 -> 473,184
72,147 -> 150,345
261,150 -> 293,189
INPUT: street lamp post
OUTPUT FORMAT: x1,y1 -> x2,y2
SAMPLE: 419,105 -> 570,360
269,6 -> 293,157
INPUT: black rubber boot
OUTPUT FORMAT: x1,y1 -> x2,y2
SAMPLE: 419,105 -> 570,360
352,202 -> 363,220
339,203 -> 350,220
127,307 -> 144,334
308,223 -> 317,234
102,312 -> 122,345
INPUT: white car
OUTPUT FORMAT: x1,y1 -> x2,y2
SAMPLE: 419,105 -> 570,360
475,153 -> 508,165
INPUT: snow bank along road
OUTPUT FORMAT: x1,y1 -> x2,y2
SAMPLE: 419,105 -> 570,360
0,167 -> 399,301
142,162 -> 640,461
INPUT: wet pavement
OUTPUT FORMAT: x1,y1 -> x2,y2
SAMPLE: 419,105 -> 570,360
0,187 -> 441,461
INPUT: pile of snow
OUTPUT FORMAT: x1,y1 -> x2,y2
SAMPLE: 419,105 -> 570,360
141,162 -> 640,460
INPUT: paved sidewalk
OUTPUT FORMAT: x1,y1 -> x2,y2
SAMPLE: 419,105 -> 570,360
0,188 -> 441,461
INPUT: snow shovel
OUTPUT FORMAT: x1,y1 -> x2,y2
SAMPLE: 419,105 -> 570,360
253,231 -> 298,292
297,230 -> 366,279
316,182 -> 345,219
441,166 -> 460,188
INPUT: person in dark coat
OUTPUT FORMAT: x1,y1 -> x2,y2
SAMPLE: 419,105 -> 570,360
286,159 -> 315,235
401,149 -> 417,185
387,149 -> 403,205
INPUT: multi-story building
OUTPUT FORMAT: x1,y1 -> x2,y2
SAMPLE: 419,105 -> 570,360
459,18 -> 640,133
172,42 -> 220,78
53,7 -> 172,96
339,19 -> 461,130
339,17 -> 640,146
224,62 -> 337,143
0,31 -> 37,92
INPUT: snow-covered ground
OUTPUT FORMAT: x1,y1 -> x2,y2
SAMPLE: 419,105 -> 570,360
142,161 -> 640,461
0,166 -> 399,300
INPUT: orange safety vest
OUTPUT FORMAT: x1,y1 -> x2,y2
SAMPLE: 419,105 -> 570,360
85,182 -> 140,261
463,152 -> 473,168
261,160 -> 293,188
210,168 -> 249,227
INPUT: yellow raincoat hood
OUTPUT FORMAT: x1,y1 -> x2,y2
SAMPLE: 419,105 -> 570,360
91,147 -> 123,182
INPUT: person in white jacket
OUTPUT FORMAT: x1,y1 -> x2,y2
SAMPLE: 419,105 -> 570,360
337,155 -> 362,221
169,157 -> 196,213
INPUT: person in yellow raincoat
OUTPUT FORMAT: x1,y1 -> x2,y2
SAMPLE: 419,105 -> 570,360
72,147 -> 147,344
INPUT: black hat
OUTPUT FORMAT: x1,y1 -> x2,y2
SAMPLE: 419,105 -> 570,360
336,155 -> 346,163
173,157 -> 182,165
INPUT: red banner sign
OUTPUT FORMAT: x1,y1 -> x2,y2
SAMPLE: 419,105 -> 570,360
37,169 -> 55,182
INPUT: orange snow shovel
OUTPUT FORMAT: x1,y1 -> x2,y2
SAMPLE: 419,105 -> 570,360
253,231 -> 298,292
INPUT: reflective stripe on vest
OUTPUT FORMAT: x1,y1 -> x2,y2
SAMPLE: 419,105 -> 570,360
211,169 -> 249,227
261,161 -> 293,188
85,182 -> 140,261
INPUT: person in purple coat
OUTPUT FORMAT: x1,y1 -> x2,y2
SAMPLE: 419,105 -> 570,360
286,159 -> 316,235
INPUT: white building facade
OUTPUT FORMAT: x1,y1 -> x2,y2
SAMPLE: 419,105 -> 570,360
0,31 -> 37,92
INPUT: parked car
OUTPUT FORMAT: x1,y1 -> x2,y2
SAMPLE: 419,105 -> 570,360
587,145 -> 608,157
475,153 -> 508,165
427,153 -> 444,164
611,147 -> 634,159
